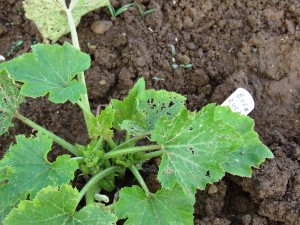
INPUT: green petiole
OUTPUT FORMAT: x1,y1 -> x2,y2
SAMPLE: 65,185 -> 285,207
77,166 -> 122,206
129,165 -> 150,196
15,113 -> 80,156
102,145 -> 162,160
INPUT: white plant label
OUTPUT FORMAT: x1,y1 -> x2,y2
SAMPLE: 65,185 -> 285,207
221,88 -> 255,115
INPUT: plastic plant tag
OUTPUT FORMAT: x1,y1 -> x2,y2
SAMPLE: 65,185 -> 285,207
221,88 -> 255,115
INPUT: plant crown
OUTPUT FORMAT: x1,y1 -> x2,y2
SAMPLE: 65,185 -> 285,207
0,0 -> 273,224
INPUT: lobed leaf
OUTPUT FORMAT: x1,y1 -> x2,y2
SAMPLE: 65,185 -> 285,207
89,105 -> 115,140
0,43 -> 89,103
0,133 -> 78,220
120,89 -> 186,135
4,185 -> 117,225
152,104 -> 243,195
24,0 -> 110,41
112,78 -> 145,130
0,69 -> 24,135
215,106 -> 274,176
115,185 -> 194,225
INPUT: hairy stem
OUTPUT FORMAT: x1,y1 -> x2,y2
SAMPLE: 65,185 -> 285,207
139,149 -> 164,161
94,136 -> 104,150
111,135 -> 148,151
65,5 -> 91,132
85,184 -> 96,205
15,113 -> 80,156
129,165 -> 150,196
77,166 -> 122,205
102,145 -> 162,160
107,138 -> 117,149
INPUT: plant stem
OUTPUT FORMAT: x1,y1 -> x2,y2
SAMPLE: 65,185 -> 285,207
111,135 -> 147,151
107,138 -> 117,149
65,5 -> 91,132
129,165 -> 150,196
102,145 -> 162,160
15,113 -> 80,156
139,149 -> 164,161
85,184 -> 96,205
77,166 -> 122,205
94,136 -> 104,150
72,157 -> 84,163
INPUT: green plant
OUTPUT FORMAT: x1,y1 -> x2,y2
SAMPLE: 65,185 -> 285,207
170,44 -> 193,69
0,0 -> 273,224
107,3 -> 134,18
134,0 -> 155,19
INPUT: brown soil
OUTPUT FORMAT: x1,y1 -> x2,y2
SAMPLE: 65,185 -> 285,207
1,0 -> 300,224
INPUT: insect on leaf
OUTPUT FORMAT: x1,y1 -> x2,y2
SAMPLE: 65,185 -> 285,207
4,185 -> 117,225
0,69 -> 24,136
152,104 -> 243,195
0,43 -> 90,104
115,185 -> 194,225
24,0 -> 110,41
0,133 -> 78,220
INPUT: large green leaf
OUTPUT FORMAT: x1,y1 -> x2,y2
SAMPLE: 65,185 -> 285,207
112,78 -> 145,130
0,43 -> 89,103
4,185 -> 117,225
152,104 -> 243,195
121,89 -> 186,135
115,185 -> 194,225
0,133 -> 78,220
0,69 -> 24,135
215,106 -> 274,176
24,0 -> 110,41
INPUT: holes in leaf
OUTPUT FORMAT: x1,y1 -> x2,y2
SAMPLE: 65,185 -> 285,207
189,127 -> 193,131
147,98 -> 154,104
151,104 -> 157,110
160,103 -> 166,110
168,101 -> 174,107
205,171 -> 210,177
188,145 -> 196,155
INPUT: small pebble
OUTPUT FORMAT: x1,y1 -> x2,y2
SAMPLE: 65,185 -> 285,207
208,184 -> 218,194
91,20 -> 113,34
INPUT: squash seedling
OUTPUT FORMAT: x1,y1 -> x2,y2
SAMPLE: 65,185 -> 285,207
0,0 -> 273,224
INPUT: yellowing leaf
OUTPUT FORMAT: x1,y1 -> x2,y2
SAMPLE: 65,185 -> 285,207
24,0 -> 110,41
0,69 -> 24,135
